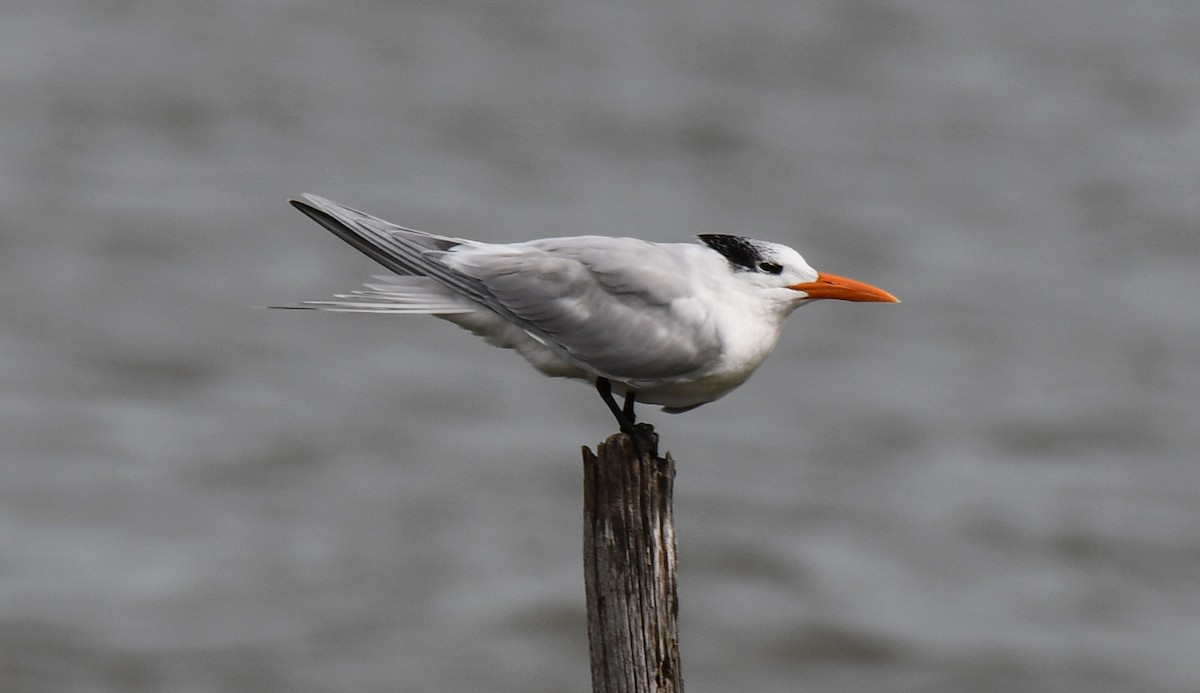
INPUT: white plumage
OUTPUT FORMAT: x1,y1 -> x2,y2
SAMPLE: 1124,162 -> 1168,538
279,194 -> 897,431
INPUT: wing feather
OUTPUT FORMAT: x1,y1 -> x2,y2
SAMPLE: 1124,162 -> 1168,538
447,238 -> 722,380
289,195 -> 723,382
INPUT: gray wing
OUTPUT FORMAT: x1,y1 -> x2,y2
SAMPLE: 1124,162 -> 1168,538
447,237 -> 722,381
290,194 -> 499,306
290,195 -> 721,381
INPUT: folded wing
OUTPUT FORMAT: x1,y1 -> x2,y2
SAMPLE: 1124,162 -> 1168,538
447,237 -> 721,381
288,195 -> 722,382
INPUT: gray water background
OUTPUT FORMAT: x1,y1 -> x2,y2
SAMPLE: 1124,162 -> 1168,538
2,1 -> 1199,691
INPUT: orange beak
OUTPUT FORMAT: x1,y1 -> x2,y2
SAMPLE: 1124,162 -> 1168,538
790,272 -> 898,303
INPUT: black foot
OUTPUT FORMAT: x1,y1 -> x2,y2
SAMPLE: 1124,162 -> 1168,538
595,378 -> 658,458
628,422 -> 659,459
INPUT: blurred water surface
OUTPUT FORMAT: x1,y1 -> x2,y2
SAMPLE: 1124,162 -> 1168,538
2,1 -> 1199,691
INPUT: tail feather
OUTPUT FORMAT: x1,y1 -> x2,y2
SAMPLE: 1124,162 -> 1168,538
272,275 -> 476,315
289,194 -> 498,312
276,300 -> 475,315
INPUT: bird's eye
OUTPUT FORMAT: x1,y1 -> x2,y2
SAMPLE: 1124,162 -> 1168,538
758,261 -> 784,275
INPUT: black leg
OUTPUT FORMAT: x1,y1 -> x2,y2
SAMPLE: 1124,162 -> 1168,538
622,390 -> 638,424
596,377 -> 635,433
595,378 -> 658,458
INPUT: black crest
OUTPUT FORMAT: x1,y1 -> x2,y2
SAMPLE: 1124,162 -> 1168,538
698,234 -> 762,271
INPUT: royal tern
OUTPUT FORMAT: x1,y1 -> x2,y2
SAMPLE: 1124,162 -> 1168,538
280,195 -> 897,444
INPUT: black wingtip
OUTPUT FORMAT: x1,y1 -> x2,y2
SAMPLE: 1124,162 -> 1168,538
289,194 -> 322,212
287,194 -> 416,276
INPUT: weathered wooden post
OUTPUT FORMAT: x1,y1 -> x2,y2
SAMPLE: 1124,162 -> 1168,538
581,429 -> 683,693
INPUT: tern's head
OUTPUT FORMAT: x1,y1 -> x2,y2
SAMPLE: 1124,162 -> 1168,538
698,234 -> 898,305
